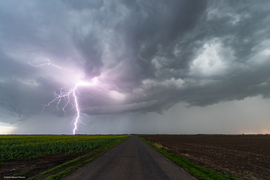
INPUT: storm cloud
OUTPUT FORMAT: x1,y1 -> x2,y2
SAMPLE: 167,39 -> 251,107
1,0 -> 270,133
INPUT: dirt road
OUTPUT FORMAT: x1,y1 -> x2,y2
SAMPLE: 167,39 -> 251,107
62,136 -> 196,180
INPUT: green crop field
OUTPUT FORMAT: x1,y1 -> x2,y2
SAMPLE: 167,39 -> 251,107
0,135 -> 128,161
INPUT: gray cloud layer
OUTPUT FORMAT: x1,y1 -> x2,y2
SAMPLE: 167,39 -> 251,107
1,0 -> 270,124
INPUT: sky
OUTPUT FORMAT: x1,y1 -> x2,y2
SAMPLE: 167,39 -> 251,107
1,0 -> 270,134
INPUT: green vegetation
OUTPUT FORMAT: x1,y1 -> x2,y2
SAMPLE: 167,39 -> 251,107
20,165 -> 36,175
0,135 -> 127,161
28,135 -> 130,180
44,166 -> 77,180
40,158 -> 81,175
138,136 -> 241,180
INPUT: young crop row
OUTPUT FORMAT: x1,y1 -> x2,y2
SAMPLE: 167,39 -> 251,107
0,135 -> 127,161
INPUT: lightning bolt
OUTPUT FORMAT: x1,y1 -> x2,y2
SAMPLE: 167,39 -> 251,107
28,59 -> 62,69
28,60 -> 97,134
72,80 -> 96,134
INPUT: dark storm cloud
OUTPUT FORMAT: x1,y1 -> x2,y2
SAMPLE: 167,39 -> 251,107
1,0 -> 270,123
0,50 -> 33,78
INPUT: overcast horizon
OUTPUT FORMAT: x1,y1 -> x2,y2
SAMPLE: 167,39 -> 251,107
1,0 -> 270,134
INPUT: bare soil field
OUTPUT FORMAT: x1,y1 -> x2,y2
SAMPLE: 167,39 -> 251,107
140,135 -> 270,180
0,151 -> 85,179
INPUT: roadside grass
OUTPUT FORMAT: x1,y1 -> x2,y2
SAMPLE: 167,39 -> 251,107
21,165 -> 36,175
28,136 -> 130,180
13,165 -> 36,176
39,159 -> 80,175
43,166 -> 77,180
138,136 -> 241,180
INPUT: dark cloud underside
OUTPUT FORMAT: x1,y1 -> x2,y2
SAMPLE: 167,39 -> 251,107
0,0 -> 270,124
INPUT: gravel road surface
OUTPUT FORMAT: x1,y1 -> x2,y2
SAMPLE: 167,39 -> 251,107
62,136 -> 196,180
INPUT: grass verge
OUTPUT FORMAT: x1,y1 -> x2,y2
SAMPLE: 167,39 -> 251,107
29,136 -> 130,180
39,159 -> 81,175
138,136 -> 241,180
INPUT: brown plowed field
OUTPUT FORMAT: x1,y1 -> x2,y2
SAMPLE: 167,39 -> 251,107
140,135 -> 270,180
